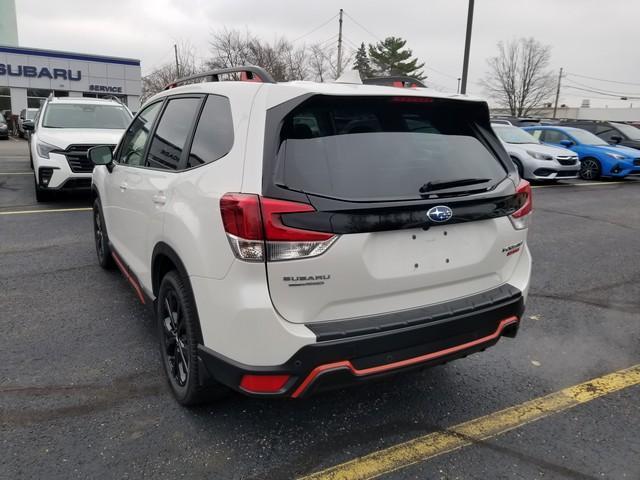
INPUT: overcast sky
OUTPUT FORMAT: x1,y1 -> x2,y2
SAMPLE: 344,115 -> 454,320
14,0 -> 640,107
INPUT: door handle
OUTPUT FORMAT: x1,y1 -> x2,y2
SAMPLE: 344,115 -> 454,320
119,182 -> 128,191
152,192 -> 167,205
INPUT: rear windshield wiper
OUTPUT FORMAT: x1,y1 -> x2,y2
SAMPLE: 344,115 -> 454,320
419,178 -> 491,194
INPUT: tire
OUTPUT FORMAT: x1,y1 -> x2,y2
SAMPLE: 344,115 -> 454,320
34,175 -> 51,203
157,270 -> 227,406
93,199 -> 115,269
579,157 -> 601,180
511,157 -> 525,179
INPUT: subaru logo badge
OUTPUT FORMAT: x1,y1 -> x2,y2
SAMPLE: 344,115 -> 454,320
427,206 -> 453,223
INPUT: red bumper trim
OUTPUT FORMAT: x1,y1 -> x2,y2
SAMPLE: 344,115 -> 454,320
291,315 -> 519,398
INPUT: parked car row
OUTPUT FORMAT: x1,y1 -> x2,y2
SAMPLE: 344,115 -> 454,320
0,111 -> 8,139
493,121 -> 640,181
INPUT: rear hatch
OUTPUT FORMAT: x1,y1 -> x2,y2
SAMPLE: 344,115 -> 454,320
261,94 -> 527,324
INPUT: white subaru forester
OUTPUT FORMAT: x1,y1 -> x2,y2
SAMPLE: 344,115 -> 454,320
90,67 -> 532,405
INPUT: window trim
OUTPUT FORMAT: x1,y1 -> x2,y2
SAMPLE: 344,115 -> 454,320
114,98 -> 166,168
180,93 -> 235,172
141,93 -> 206,172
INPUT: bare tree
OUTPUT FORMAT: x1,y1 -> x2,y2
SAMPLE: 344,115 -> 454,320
142,41 -> 202,101
208,29 -> 308,82
307,44 -> 331,82
306,42 -> 353,82
481,38 -> 555,116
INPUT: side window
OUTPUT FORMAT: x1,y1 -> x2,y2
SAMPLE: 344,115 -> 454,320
118,102 -> 162,166
542,130 -> 568,144
186,95 -> 234,168
529,129 -> 543,140
146,97 -> 201,170
596,125 -> 617,140
577,123 -> 597,133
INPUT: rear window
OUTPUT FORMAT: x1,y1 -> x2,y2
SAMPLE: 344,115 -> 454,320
275,96 -> 505,202
43,103 -> 131,129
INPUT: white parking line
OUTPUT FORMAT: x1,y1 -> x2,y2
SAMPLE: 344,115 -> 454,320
0,172 -> 33,175
0,207 -> 92,216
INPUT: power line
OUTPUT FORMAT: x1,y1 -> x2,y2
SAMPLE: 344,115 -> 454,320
315,34 -> 339,49
342,11 -> 384,42
563,78 -> 640,96
291,13 -> 339,43
564,85 -> 640,99
342,35 -> 361,51
563,82 -> 640,97
565,72 -> 640,87
425,65 -> 458,80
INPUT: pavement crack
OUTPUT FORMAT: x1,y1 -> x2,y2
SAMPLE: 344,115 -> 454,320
0,372 -> 165,426
535,207 -> 639,231
530,292 -> 640,314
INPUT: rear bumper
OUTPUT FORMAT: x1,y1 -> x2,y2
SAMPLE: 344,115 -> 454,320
198,284 -> 525,398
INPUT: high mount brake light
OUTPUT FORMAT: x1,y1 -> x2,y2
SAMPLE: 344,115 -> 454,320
220,194 -> 338,262
509,180 -> 533,230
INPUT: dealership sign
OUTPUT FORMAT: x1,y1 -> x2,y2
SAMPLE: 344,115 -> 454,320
89,84 -> 123,93
0,63 -> 82,81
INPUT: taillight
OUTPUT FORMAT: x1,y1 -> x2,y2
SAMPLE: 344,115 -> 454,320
509,180 -> 533,230
220,194 -> 338,262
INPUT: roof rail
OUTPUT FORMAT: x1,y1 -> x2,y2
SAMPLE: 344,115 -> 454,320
165,66 -> 276,90
363,76 -> 426,88
101,94 -> 125,105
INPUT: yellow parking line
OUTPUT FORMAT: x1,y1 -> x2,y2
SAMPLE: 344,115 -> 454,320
299,364 -> 640,480
0,207 -> 92,216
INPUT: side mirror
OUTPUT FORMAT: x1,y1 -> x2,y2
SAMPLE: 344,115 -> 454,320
22,120 -> 34,131
88,145 -> 114,167
559,139 -> 574,147
610,135 -> 622,144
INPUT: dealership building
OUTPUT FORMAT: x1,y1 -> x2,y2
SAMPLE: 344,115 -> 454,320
0,45 -> 141,113
0,0 -> 141,114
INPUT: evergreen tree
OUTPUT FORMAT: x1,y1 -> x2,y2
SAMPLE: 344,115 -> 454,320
368,37 -> 425,79
352,42 -> 372,79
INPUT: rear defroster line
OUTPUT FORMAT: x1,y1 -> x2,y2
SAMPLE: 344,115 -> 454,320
291,315 -> 519,398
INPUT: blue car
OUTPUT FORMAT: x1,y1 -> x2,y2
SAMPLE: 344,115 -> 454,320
523,126 -> 640,180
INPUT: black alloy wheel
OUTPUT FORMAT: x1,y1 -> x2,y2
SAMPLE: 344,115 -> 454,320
579,158 -> 601,180
92,199 -> 114,269
157,271 -> 227,405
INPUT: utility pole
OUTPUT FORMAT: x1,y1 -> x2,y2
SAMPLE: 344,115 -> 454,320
552,67 -> 563,119
460,0 -> 475,94
336,9 -> 344,77
174,44 -> 180,79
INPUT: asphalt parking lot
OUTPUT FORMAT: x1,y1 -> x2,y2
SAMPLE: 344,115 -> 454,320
1,138 -> 639,480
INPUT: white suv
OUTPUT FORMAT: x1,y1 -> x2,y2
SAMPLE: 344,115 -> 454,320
26,96 -> 132,202
90,67 -> 532,405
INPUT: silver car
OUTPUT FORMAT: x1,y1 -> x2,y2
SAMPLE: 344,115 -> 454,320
493,124 -> 580,181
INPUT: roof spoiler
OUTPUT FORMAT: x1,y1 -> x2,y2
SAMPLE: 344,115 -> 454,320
363,76 -> 426,88
165,66 -> 276,90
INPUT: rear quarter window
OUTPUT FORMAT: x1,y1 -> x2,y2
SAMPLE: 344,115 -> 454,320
186,95 -> 234,168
